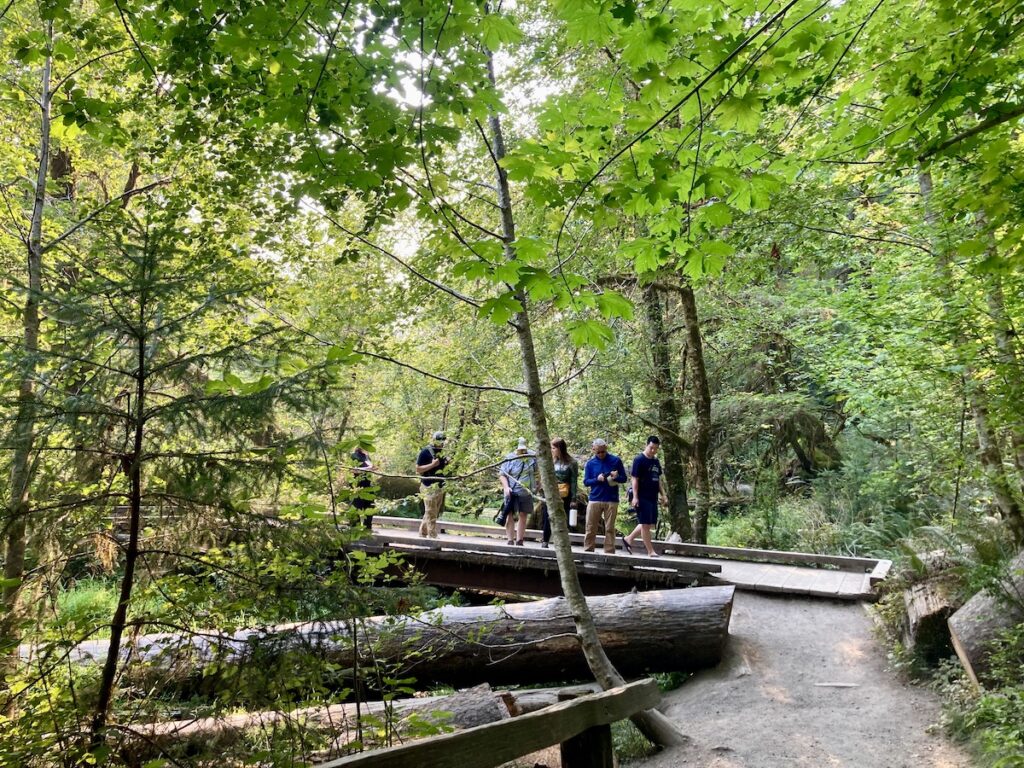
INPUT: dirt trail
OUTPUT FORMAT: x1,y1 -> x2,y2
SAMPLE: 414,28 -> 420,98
630,590 -> 973,767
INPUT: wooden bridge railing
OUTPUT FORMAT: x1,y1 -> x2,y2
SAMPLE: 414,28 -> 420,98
314,679 -> 661,768
373,515 -> 891,580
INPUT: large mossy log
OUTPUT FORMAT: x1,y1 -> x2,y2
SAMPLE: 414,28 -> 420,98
65,587 -> 733,690
948,550 -> 1024,687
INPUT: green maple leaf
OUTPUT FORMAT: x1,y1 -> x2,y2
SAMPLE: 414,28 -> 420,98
718,92 -> 761,133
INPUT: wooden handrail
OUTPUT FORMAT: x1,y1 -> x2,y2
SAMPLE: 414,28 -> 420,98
372,516 -> 882,572
363,528 -> 723,575
315,679 -> 660,768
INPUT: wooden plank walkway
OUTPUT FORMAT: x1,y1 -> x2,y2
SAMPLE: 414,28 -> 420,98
366,517 -> 889,601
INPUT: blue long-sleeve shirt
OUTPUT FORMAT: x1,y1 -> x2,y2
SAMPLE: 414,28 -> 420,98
583,453 -> 627,503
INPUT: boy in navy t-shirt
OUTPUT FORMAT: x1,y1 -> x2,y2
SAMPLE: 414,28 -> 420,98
624,436 -> 668,557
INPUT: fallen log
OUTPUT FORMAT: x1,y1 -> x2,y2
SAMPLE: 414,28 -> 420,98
123,684 -> 510,761
62,587 -> 734,691
948,550 -> 1024,687
903,578 -> 957,664
123,682 -> 599,761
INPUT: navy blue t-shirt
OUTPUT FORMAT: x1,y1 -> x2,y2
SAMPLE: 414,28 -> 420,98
417,447 -> 445,486
631,454 -> 663,503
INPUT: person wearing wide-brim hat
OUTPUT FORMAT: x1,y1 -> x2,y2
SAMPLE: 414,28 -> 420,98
416,431 -> 449,538
499,437 -> 537,546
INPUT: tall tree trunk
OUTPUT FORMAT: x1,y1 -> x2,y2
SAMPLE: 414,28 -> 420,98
484,53 -> 686,748
641,283 -> 692,540
978,215 -> 1024,484
680,285 -> 712,544
89,261 -> 149,746
986,278 -> 1024,491
919,170 -> 1024,543
1,32 -> 52,692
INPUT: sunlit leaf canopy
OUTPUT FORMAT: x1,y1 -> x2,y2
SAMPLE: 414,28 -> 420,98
2,0 -> 1024,762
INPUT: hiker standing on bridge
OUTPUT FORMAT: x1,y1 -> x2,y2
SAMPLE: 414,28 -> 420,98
351,445 -> 376,531
623,435 -> 668,557
499,437 -> 537,546
416,431 -> 449,538
540,437 -> 578,548
583,438 -> 627,554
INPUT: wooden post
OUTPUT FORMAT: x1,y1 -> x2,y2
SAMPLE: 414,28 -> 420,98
560,724 -> 614,768
558,689 -> 613,768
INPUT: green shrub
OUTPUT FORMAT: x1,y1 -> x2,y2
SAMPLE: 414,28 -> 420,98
965,623 -> 1024,765
653,670 -> 690,692
52,579 -> 119,638
612,718 -> 659,764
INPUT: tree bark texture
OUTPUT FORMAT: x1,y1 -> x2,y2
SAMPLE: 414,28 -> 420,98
1,36 -> 52,690
61,587 -> 735,690
948,549 -> 1024,688
679,284 -> 712,544
642,283 -> 692,541
919,169 -> 1024,543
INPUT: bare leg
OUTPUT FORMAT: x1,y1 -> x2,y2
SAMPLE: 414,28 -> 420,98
517,512 -> 527,543
624,524 -> 642,545
641,524 -> 658,556
505,515 -> 515,544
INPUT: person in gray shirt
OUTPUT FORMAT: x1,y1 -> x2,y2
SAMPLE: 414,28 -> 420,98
499,437 -> 537,546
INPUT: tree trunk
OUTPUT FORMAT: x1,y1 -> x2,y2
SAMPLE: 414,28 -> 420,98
124,684 -> 512,760
89,266 -> 149,745
1,33 -> 52,694
642,283 -> 692,541
980,257 -> 1024,484
947,550 -> 1024,687
919,169 -> 1024,543
63,587 -> 734,690
680,285 -> 712,544
482,50 -> 688,747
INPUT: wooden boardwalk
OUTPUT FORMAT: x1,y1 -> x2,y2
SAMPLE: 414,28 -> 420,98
364,517 -> 891,601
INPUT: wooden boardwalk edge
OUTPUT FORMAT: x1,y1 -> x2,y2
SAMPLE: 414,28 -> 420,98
315,679 -> 660,768
369,516 -> 888,601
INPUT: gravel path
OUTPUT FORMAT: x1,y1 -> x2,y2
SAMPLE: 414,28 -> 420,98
629,590 -> 973,768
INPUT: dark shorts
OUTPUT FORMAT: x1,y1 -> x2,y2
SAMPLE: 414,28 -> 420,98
636,498 -> 658,525
508,493 -> 533,516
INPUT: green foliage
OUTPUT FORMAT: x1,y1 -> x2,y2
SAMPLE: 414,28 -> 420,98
51,579 -> 119,636
967,691 -> 1024,767
710,494 -> 805,552
942,626 -> 1024,767
2,0 -> 1024,763
653,670 -> 690,692
611,718 -> 660,764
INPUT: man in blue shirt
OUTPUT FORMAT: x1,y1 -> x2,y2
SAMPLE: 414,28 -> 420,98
582,438 -> 627,553
624,435 -> 669,557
